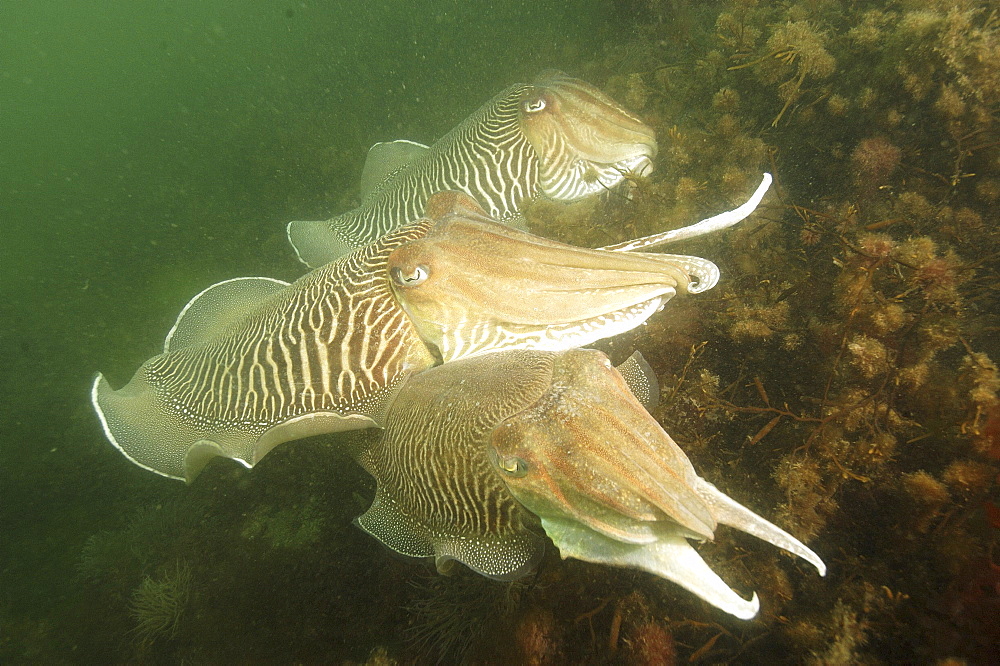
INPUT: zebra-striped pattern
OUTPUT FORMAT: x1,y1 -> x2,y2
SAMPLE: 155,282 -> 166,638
357,350 -> 553,541
335,84 -> 539,248
145,221 -> 437,433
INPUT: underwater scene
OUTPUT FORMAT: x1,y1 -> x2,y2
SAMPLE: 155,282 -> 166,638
3,0 -> 999,663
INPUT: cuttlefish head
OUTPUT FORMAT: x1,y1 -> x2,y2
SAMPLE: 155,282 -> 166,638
519,70 -> 657,201
388,192 -> 696,362
488,348 -> 716,545
487,348 -> 826,620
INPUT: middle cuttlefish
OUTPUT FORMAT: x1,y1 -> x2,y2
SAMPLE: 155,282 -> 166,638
347,348 -> 825,620
92,191 -> 720,482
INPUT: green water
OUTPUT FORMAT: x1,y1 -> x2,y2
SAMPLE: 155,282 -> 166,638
4,0 -> 999,663
1,1 -> 619,660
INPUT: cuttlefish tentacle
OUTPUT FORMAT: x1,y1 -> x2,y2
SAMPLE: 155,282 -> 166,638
287,70 -> 657,268
600,173 -> 773,253
93,191 -> 704,482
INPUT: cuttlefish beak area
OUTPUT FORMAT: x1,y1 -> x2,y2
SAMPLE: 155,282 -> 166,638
519,70 -> 657,200
388,196 -> 693,362
488,348 -> 826,620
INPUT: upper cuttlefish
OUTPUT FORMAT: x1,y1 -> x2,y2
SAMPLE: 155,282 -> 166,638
287,70 -> 658,268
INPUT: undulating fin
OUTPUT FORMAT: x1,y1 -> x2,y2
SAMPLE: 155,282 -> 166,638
355,490 -> 436,559
286,141 -> 442,272
358,140 -> 429,198
286,217 -> 361,269
615,350 -> 659,412
539,515 -> 761,620
91,370 -> 378,482
433,532 -> 545,581
164,277 -> 289,352
356,489 -> 545,581
693,478 -> 827,576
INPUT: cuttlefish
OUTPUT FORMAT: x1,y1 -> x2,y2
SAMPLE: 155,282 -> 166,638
348,348 -> 825,620
287,70 -> 657,268
92,192 -> 717,482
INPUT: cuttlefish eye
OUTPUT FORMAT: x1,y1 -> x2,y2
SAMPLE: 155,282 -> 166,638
390,264 -> 429,287
488,448 -> 529,478
522,96 -> 546,113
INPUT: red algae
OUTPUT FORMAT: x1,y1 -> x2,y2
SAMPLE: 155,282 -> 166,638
851,136 -> 902,190
516,606 -> 562,666
626,620 -> 677,666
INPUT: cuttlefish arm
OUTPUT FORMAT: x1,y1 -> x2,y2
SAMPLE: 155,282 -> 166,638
489,348 -> 825,620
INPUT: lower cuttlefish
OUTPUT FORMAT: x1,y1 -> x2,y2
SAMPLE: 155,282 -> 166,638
348,348 -> 824,620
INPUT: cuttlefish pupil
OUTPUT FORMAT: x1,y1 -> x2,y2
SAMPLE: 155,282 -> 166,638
489,447 -> 529,478
522,97 -> 546,113
391,264 -> 429,286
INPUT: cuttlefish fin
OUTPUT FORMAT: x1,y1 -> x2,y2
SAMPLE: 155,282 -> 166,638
91,371 -> 377,482
356,489 -> 546,581
615,350 -> 659,411
693,478 -> 827,576
359,139 -> 429,198
164,277 -> 289,352
355,491 -> 436,559
286,217 -> 361,268
540,515 -> 761,620
434,532 -> 546,582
